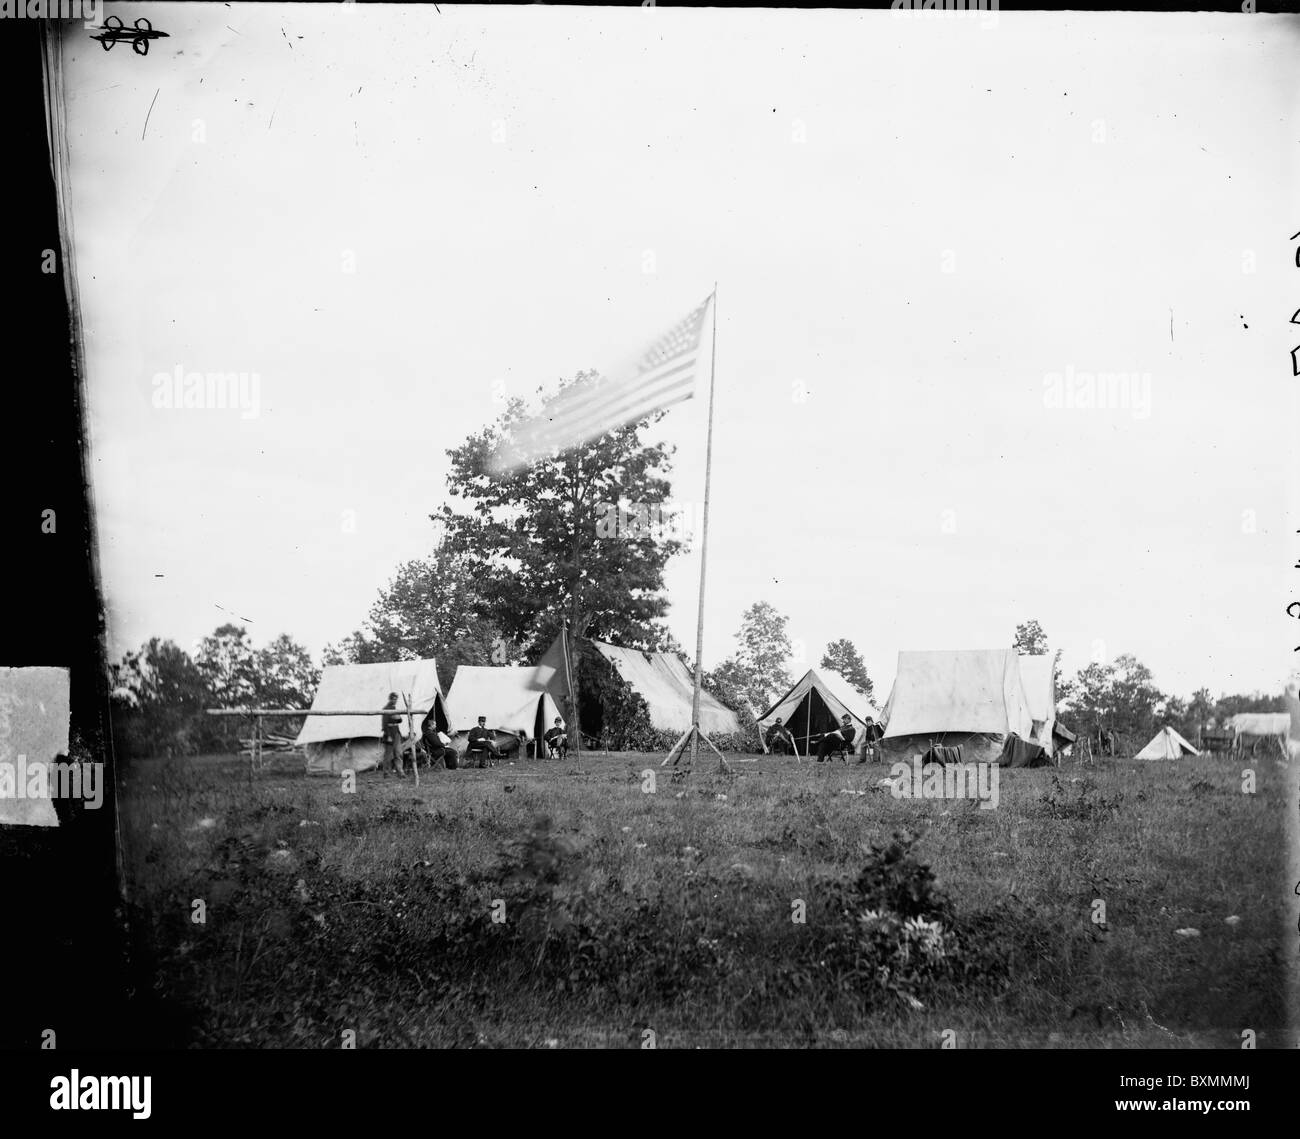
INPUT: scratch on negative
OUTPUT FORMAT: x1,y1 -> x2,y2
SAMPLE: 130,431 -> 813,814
142,88 -> 159,140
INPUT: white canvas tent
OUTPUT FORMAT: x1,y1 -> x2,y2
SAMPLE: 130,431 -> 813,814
880,649 -> 1037,765
757,668 -> 878,756
589,640 -> 740,736
537,633 -> 741,739
446,666 -> 563,746
1134,725 -> 1200,760
295,659 -> 448,775
1017,655 -> 1057,756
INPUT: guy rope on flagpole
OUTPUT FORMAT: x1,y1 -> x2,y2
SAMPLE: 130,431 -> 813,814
664,285 -> 731,773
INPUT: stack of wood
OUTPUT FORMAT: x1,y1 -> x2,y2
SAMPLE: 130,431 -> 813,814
239,732 -> 299,757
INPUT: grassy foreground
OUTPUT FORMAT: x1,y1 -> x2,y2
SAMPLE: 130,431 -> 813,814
117,748 -> 1292,1048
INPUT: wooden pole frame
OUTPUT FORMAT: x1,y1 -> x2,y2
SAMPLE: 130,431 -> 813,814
209,704 -> 446,778
403,693 -> 419,787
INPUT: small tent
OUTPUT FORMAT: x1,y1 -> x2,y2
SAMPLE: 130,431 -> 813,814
445,666 -> 562,749
880,649 -> 1037,765
295,659 -> 449,775
1017,655 -> 1057,756
757,668 -> 878,756
1134,725 -> 1200,760
538,632 -> 740,741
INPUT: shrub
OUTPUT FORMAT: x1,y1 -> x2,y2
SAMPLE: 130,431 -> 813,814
1039,776 -> 1123,822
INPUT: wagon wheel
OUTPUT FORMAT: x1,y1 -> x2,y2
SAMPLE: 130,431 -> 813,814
104,14 -> 123,29
135,17 -> 153,31
133,36 -> 150,56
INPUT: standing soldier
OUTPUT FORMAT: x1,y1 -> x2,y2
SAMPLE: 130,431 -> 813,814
380,692 -> 405,776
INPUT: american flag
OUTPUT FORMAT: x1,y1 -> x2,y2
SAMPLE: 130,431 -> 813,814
490,294 -> 714,472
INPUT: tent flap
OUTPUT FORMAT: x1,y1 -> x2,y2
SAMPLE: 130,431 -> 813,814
757,668 -> 878,755
295,660 -> 445,747
882,649 -> 1036,741
541,634 -> 740,737
446,666 -> 562,738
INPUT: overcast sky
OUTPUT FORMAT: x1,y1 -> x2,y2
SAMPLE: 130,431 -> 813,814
63,4 -> 1298,701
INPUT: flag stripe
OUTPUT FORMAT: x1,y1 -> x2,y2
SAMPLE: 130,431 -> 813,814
543,357 -> 697,422
537,361 -> 697,441
494,293 -> 713,469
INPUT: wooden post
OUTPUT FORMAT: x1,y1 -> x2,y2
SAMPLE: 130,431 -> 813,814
254,714 -> 262,774
689,288 -> 719,770
562,622 -> 581,766
404,694 -> 419,787
661,725 -> 694,767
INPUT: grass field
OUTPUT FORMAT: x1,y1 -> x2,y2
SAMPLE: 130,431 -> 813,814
117,747 -> 1294,1048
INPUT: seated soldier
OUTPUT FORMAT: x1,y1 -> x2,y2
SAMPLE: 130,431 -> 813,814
764,717 -> 797,755
816,714 -> 858,763
380,692 -> 405,776
857,717 -> 883,764
543,717 -> 568,760
420,710 -> 457,770
466,716 -> 502,768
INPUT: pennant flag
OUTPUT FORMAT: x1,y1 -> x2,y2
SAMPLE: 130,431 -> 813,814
490,293 -> 714,472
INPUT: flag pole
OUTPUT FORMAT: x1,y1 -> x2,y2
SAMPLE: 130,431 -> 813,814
563,620 -> 581,761
688,285 -> 720,769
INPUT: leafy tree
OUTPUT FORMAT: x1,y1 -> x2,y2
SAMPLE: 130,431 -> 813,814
1182,687 -> 1215,737
112,628 -> 323,756
1060,652 -> 1164,751
436,372 -> 686,661
703,658 -> 759,716
820,638 -> 873,700
1212,691 -> 1287,721
653,626 -> 688,657
195,624 -> 258,708
1013,619 -> 1063,693
255,633 -> 320,738
1160,694 -> 1189,740
701,660 -> 763,750
110,638 -> 212,757
710,602 -> 792,714
255,634 -> 319,708
1012,619 -> 1049,656
324,543 -> 506,692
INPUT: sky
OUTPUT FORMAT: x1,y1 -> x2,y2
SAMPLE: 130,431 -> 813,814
61,4 -> 1300,702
